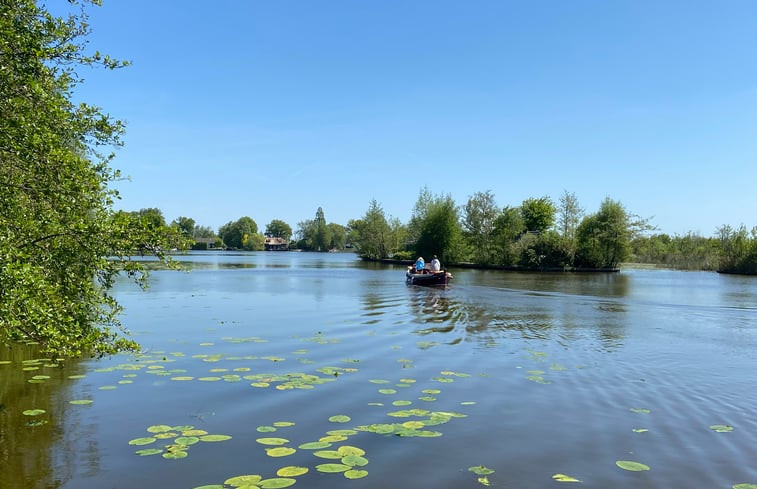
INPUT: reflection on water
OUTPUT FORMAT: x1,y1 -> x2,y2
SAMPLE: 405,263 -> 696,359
2,252 -> 757,489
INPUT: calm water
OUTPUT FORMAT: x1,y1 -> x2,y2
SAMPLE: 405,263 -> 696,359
2,252 -> 756,489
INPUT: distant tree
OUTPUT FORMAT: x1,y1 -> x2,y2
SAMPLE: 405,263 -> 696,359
193,225 -> 216,239
521,196 -> 556,233
328,223 -> 347,250
136,208 -> 166,230
349,200 -> 392,259
717,225 -> 757,274
295,219 -> 315,250
557,190 -> 583,262
407,186 -> 434,247
574,198 -> 631,269
414,194 -> 464,264
492,206 -> 526,266
219,216 -> 258,249
312,207 -> 331,252
265,219 -> 293,241
463,190 -> 500,264
172,216 -> 196,237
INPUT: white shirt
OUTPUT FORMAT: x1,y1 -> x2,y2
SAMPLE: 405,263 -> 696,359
430,258 -> 441,271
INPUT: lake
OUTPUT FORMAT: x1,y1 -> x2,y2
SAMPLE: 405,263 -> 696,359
2,251 -> 756,489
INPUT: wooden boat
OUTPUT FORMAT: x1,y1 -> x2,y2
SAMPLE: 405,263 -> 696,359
405,267 -> 452,286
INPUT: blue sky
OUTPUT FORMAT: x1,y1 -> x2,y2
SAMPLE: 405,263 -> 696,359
74,1 -> 757,236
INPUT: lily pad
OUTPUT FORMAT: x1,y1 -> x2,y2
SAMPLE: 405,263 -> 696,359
344,469 -> 368,479
162,450 -> 188,460
147,424 -> 173,433
710,424 -> 734,432
224,475 -> 262,486
68,399 -> 93,405
200,434 -> 232,442
341,455 -> 369,467
616,460 -> 650,471
175,436 -> 200,446
469,466 -> 495,475
629,408 -> 651,414
257,426 -> 277,433
22,409 -> 46,416
733,485 -> 757,489
259,478 -> 296,488
266,447 -> 296,457
128,437 -> 157,446
135,448 -> 163,456
316,463 -> 350,473
314,450 -> 343,459
273,421 -> 295,427
257,437 -> 290,446
328,415 -> 351,423
552,473 -> 581,482
276,466 -> 309,477
299,441 -> 332,450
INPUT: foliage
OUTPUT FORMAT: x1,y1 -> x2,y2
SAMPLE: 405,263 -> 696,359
521,196 -> 556,233
463,191 -> 500,265
171,216 -> 195,237
327,223 -> 347,250
295,207 -> 341,252
0,0 -> 179,356
574,198 -> 631,269
348,200 -> 392,259
313,207 -> 331,251
218,216 -> 258,250
557,190 -> 583,262
630,232 -> 721,270
492,206 -> 525,266
265,219 -> 293,241
407,186 -> 433,247
414,193 -> 465,264
717,225 -> 757,274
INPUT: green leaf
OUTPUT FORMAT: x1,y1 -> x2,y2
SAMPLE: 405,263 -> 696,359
616,460 -> 650,471
276,466 -> 309,477
224,475 -> 262,486
552,473 -> 581,482
266,447 -> 296,457
344,469 -> 368,479
259,478 -> 296,488
316,463 -> 350,473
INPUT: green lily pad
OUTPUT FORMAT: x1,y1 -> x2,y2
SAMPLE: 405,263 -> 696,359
710,424 -> 734,432
319,435 -> 347,443
616,460 -> 650,471
276,466 -> 309,477
378,389 -> 397,395
257,437 -> 289,446
469,466 -> 495,475
299,441 -> 332,450
259,478 -> 296,488
22,409 -> 46,416
328,415 -> 351,423
733,485 -> 757,489
224,474 -> 262,486
266,447 -> 296,457
200,434 -> 232,442
552,473 -> 581,482
147,425 -> 173,433
182,429 -> 208,436
68,399 -> 93,406
273,421 -> 295,427
316,463 -> 350,473
257,426 -> 277,433
632,428 -> 648,433
629,408 -> 651,414
477,475 -> 492,486
341,455 -> 369,467
128,437 -> 157,446
344,469 -> 368,479
338,446 -> 365,456
135,448 -> 163,456
314,450 -> 343,459
174,436 -> 200,446
162,450 -> 188,459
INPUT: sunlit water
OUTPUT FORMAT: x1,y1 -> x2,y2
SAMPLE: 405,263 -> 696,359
2,252 -> 756,489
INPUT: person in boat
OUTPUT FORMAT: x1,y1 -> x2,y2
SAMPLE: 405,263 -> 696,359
415,256 -> 425,273
430,255 -> 441,272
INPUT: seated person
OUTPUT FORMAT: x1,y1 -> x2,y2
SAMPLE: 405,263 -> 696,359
430,255 -> 441,272
415,256 -> 425,273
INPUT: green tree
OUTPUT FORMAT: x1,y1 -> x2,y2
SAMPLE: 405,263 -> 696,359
218,216 -> 258,249
265,219 -> 293,241
312,207 -> 331,251
0,0 -> 177,356
171,216 -> 196,237
193,225 -> 215,238
349,199 -> 392,259
407,186 -> 433,247
328,223 -> 347,250
463,190 -> 500,264
414,194 -> 464,264
135,208 -> 166,230
492,206 -> 525,266
521,196 -> 556,233
574,198 -> 631,269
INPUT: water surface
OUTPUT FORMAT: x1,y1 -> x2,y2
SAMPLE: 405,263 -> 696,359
2,252 -> 756,489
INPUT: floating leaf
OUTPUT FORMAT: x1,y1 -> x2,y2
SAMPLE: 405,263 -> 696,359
182,429 -> 208,436
319,435 -> 347,443
266,447 -> 296,457
552,473 -> 581,482
257,437 -> 290,446
200,434 -> 232,442
710,424 -> 734,432
259,478 -> 296,488
22,409 -> 46,416
328,415 -> 351,423
128,437 -> 157,446
378,389 -> 397,395
276,466 -> 309,477
299,441 -> 332,450
224,475 -> 262,486
257,426 -> 277,433
629,408 -> 651,414
344,469 -> 368,479
469,466 -> 495,475
147,425 -> 173,433
69,399 -> 93,405
135,448 -> 163,456
162,450 -> 188,460
274,421 -> 295,427
154,432 -> 179,439
171,376 -> 194,381
341,455 -> 369,467
632,429 -> 648,433
314,450 -> 343,459
477,476 -> 491,486
338,446 -> 366,456
316,463 -> 350,473
616,460 -> 650,472
733,485 -> 757,489
175,436 -> 200,446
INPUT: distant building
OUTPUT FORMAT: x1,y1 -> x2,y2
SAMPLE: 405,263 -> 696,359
264,236 -> 288,251
193,237 -> 217,250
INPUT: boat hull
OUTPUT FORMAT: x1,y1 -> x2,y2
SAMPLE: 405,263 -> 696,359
405,270 -> 452,286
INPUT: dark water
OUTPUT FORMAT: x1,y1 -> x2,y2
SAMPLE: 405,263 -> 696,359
2,252 -> 756,489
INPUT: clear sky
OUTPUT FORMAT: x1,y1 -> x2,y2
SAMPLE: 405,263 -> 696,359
73,1 -> 757,236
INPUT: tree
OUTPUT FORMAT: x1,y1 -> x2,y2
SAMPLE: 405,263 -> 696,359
463,190 -> 500,264
349,199 -> 392,259
557,190 -> 583,262
265,219 -> 292,241
312,207 -> 331,252
492,206 -> 525,266
0,0 -> 177,357
521,196 -> 556,233
172,216 -> 196,237
218,216 -> 258,249
574,198 -> 631,269
407,186 -> 433,247
328,223 -> 347,250
136,208 -> 166,230
414,194 -> 464,264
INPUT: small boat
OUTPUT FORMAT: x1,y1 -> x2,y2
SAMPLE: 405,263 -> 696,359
405,267 -> 453,286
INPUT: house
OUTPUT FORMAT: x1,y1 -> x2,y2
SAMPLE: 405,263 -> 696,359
192,237 -> 217,250
264,236 -> 288,251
